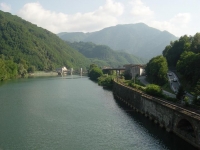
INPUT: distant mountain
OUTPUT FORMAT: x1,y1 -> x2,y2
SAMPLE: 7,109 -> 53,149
0,10 -> 90,70
58,23 -> 178,59
67,41 -> 147,67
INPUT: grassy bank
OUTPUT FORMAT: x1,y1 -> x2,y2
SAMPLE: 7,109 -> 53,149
30,71 -> 58,77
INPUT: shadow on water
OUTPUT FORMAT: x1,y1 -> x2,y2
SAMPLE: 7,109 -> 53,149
113,94 -> 198,150
0,80 -> 7,87
102,86 -> 113,91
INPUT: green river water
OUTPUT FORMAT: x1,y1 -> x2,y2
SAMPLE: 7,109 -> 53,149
0,76 -> 197,150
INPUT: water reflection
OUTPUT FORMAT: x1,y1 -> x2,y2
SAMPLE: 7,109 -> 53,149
113,95 -> 198,150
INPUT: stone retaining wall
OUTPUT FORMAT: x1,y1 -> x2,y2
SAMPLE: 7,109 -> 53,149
113,80 -> 200,149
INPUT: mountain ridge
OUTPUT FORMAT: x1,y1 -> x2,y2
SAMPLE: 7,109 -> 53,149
0,10 -> 145,72
58,23 -> 178,60
67,41 -> 147,68
0,10 -> 90,70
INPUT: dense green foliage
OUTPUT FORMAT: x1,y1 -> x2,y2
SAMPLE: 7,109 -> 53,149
145,84 -> 163,97
145,55 -> 168,85
163,33 -> 200,90
98,75 -> 114,88
163,35 -> 191,67
194,80 -> 200,96
67,41 -> 147,67
88,64 -> 103,81
177,51 -> 200,85
123,79 -> 178,102
58,23 -> 178,60
193,80 -> 200,106
0,58 -> 18,81
0,10 -> 90,72
176,85 -> 185,100
129,82 -> 146,91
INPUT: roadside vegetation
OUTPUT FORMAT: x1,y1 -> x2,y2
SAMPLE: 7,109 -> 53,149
88,65 -> 179,104
145,55 -> 168,86
144,33 -> 200,106
123,79 -> 179,103
163,33 -> 200,105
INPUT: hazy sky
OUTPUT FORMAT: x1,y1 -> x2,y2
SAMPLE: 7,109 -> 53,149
0,0 -> 199,37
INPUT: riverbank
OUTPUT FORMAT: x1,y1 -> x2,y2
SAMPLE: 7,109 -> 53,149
29,71 -> 88,77
29,71 -> 58,77
113,79 -> 200,149
0,76 -> 198,150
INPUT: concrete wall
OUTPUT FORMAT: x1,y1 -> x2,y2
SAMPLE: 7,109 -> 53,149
113,80 -> 200,149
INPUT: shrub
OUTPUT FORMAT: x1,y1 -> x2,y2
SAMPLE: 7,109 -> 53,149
98,75 -> 114,88
88,67 -> 103,81
145,84 -> 163,97
184,96 -> 189,106
128,82 -> 146,92
193,96 -> 200,106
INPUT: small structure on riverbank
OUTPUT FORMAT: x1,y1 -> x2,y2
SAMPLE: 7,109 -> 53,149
123,64 -> 145,79
56,66 -> 67,75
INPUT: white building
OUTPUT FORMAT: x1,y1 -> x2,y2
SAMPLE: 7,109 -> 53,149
124,64 -> 145,79
56,66 -> 67,75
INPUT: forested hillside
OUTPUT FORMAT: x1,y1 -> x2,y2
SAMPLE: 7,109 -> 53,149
0,10 -> 90,73
67,41 -> 147,67
163,33 -> 200,100
58,23 -> 178,60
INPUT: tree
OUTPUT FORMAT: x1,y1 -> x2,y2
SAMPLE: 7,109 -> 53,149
0,58 -> 18,81
18,63 -> 27,78
194,79 -> 200,96
0,59 -> 7,81
88,66 -> 103,81
193,79 -> 200,106
176,51 -> 195,77
5,59 -> 18,79
163,35 -> 191,67
163,32 -> 200,92
184,96 -> 189,106
89,64 -> 98,70
176,85 -> 185,100
191,33 -> 200,53
162,45 -> 172,57
28,65 -> 36,73
145,55 -> 168,85
177,52 -> 200,85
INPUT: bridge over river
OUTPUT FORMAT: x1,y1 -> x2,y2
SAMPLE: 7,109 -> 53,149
102,68 -> 125,75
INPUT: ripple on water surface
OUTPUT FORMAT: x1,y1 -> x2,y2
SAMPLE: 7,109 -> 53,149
0,76 -> 198,150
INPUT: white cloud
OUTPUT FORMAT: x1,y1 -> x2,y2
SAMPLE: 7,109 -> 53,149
127,0 -> 191,36
17,0 -> 124,33
16,0 -> 192,36
170,13 -> 190,27
0,3 -> 11,12
130,0 -> 154,17
97,0 -> 124,16
149,13 -> 191,36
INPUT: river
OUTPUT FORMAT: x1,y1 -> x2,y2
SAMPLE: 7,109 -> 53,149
0,76 -> 197,150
